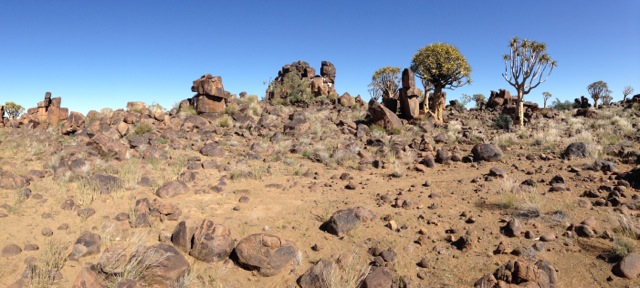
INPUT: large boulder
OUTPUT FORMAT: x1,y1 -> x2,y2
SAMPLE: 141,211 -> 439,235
191,74 -> 225,98
139,244 -> 190,286
69,231 -> 101,260
90,133 -> 128,161
155,180 -> 189,198
322,206 -> 376,237
471,144 -> 504,162
368,100 -> 403,131
189,219 -> 234,263
614,252 -> 640,279
234,233 -> 300,277
297,259 -> 337,288
562,142 -> 587,159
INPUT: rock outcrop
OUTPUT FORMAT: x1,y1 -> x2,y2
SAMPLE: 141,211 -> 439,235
267,60 -> 337,102
398,68 -> 421,120
187,74 -> 229,114
24,92 -> 69,126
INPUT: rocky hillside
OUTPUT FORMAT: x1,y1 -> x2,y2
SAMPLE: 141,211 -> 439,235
0,93 -> 639,287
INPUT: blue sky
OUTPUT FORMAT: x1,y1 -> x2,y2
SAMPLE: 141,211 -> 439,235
1,0 -> 638,114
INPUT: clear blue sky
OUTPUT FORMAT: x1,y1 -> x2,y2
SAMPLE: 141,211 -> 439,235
1,0 -> 638,114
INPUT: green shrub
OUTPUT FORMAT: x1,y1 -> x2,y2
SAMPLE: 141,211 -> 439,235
267,70 -> 314,106
494,114 -> 513,130
550,98 -> 574,111
134,122 -> 154,135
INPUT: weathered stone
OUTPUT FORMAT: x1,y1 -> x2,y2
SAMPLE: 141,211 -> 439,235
323,206 -> 376,237
139,244 -> 190,285
155,180 -> 189,198
90,133 -> 128,161
563,142 -> 587,159
368,100 -> 403,131
297,259 -> 337,288
615,253 -> 640,279
189,219 -> 234,263
362,266 -> 396,288
234,233 -> 300,277
472,144 -> 504,162
1,244 -> 22,257
69,231 -> 101,260
71,266 -> 102,288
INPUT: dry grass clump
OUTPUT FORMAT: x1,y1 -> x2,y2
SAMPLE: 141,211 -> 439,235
500,178 -> 544,219
117,158 -> 142,188
216,114 -> 234,128
610,215 -> 640,258
26,240 -> 68,288
324,252 -> 370,288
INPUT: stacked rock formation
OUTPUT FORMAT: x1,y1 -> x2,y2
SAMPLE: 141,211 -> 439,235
486,89 -> 540,123
574,96 -> 591,109
189,74 -> 229,114
25,92 -> 69,126
267,60 -> 337,101
486,89 -> 513,109
398,68 -> 421,120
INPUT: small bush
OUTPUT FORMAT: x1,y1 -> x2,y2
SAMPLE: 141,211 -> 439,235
216,115 -> 233,128
494,114 -> 513,130
550,98 -> 574,111
134,122 -> 154,135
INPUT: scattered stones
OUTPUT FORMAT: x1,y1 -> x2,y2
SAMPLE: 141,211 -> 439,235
474,259 -> 557,288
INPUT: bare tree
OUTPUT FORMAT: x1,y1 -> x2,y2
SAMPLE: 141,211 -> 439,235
419,78 -> 433,113
502,37 -> 557,128
623,86 -> 634,103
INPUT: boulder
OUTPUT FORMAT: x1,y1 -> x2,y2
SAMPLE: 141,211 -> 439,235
155,180 -> 189,198
323,206 -> 376,237
471,144 -> 504,162
69,231 -> 101,260
90,133 -> 128,161
189,219 -> 234,263
234,233 -> 300,277
614,253 -> 640,279
297,259 -> 337,288
562,142 -> 587,159
475,259 -> 557,288
139,244 -> 190,285
368,100 -> 403,131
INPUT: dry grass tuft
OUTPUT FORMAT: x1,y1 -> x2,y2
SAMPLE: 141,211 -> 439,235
26,240 -> 68,288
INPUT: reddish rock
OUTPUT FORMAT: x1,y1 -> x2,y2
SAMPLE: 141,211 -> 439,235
189,219 -> 234,263
234,233 -> 300,277
323,206 -> 376,237
155,180 -> 189,198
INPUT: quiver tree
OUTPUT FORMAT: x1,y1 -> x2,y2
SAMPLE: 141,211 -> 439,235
623,86 -> 634,103
369,66 -> 401,102
411,43 -> 471,123
473,94 -> 486,109
502,37 -> 556,128
587,80 -> 610,109
542,92 -> 552,108
419,78 -> 434,114
4,102 -> 24,119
